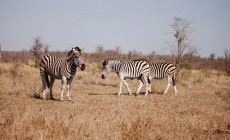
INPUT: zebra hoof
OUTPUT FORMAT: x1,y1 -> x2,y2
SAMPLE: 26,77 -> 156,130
50,97 -> 55,100
68,99 -> 74,103
67,97 -> 72,101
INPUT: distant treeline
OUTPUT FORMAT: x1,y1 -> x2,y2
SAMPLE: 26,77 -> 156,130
0,50 -> 229,74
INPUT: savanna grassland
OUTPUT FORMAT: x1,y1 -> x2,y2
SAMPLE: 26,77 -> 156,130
0,60 -> 230,140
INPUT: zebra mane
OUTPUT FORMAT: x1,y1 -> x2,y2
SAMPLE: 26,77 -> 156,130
132,59 -> 149,62
104,58 -> 118,60
103,59 -> 122,65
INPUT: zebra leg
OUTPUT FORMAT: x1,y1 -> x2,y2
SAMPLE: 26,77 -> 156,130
136,80 -> 144,95
163,83 -> 171,95
144,77 -> 150,96
66,77 -> 73,100
66,84 -> 71,100
41,73 -> 48,100
163,76 -> 172,95
148,76 -> 153,93
60,77 -> 67,101
174,86 -> 178,95
148,85 -> 152,93
172,75 -> 177,95
118,80 -> 123,96
123,80 -> 132,95
42,82 -> 47,100
49,78 -> 55,100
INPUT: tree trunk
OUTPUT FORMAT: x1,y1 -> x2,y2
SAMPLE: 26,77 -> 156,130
175,39 -> 182,82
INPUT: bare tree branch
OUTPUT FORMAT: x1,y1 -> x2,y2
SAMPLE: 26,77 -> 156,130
170,17 -> 195,81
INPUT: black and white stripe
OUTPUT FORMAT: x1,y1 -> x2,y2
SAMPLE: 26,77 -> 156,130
101,59 -> 151,96
148,63 -> 177,95
40,47 -> 85,101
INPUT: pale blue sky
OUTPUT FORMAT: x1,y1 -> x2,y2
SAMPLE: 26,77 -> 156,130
0,0 -> 230,57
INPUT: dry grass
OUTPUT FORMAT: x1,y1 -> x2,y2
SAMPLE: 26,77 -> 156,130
0,61 -> 230,140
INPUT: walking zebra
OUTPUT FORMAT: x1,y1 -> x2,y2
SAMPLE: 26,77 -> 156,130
101,59 -> 151,96
40,47 -> 85,101
148,63 -> 177,95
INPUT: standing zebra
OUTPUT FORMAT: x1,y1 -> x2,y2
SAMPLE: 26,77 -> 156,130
101,59 -> 151,96
148,63 -> 177,95
40,47 -> 85,101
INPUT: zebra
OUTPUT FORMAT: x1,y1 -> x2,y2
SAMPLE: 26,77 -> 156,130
148,63 -> 177,95
40,47 -> 86,101
101,59 -> 151,96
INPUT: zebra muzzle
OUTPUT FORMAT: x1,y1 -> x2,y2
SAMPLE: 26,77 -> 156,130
80,63 -> 86,71
101,74 -> 106,79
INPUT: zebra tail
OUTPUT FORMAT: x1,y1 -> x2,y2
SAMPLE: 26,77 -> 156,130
172,74 -> 176,86
45,73 -> 50,88
147,77 -> 151,84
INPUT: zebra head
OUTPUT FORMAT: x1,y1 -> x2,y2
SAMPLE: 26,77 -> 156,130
74,57 -> 86,71
101,60 -> 111,79
101,59 -> 119,79
69,47 -> 86,71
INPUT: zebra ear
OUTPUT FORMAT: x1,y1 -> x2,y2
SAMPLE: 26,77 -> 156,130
103,60 -> 108,66
74,47 -> 82,54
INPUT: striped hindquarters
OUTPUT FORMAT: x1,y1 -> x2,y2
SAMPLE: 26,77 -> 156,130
149,63 -> 176,79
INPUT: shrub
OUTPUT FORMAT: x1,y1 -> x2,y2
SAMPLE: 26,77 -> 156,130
180,68 -> 192,82
30,36 -> 49,68
224,50 -> 230,76
10,63 -> 21,86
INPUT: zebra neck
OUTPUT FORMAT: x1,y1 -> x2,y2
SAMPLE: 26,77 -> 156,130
66,55 -> 74,62
112,61 -> 122,73
69,61 -> 77,72
65,59 -> 77,78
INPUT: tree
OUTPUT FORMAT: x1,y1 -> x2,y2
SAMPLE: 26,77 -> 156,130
183,46 -> 198,65
115,46 -> 122,58
209,53 -> 215,61
0,43 -> 2,60
148,50 -> 156,60
44,44 -> 49,55
30,36 -> 44,68
224,49 -> 230,76
170,17 -> 194,81
128,49 -> 139,60
96,45 -> 104,60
